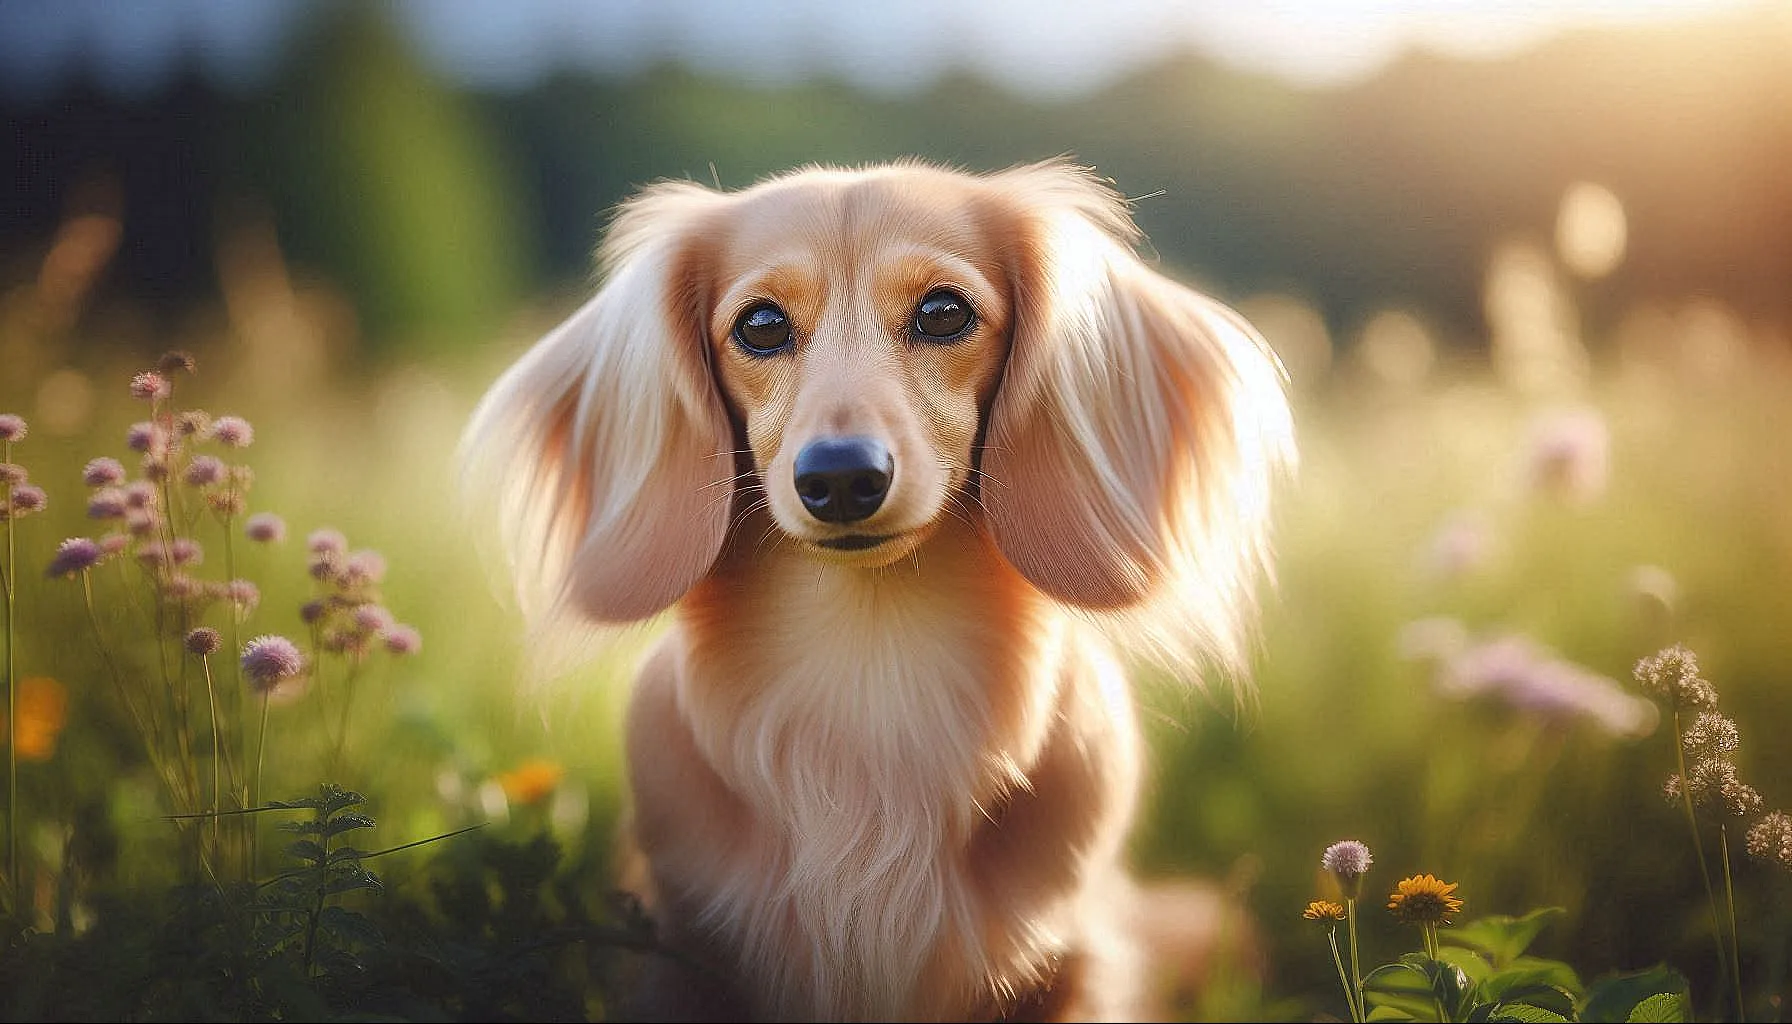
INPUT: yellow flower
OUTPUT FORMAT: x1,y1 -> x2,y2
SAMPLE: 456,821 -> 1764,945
2,677 -> 68,762
1387,874 -> 1464,924
1303,899 -> 1347,922
497,758 -> 564,806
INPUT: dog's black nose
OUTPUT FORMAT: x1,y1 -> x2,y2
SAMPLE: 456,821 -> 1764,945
793,436 -> 892,523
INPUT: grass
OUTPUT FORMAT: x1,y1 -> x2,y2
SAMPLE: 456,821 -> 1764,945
1,254 -> 1790,1019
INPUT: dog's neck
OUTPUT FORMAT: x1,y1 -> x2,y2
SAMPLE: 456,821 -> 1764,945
670,507 -> 1080,1019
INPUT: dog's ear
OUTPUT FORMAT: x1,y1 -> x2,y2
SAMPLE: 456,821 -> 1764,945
979,161 -> 1295,672
464,182 -> 732,628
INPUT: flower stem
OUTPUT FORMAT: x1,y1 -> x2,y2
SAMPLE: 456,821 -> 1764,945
1672,709 -> 1731,1015
251,692 -> 269,876
1346,897 -> 1365,1023
1328,926 -> 1362,1023
3,465 -> 17,916
1422,921 -> 1447,1022
1719,824 -> 1746,1023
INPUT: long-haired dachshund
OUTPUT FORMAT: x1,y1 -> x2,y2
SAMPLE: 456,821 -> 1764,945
465,159 -> 1294,1021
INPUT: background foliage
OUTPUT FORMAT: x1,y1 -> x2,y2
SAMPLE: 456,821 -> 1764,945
2,3 -> 1789,1020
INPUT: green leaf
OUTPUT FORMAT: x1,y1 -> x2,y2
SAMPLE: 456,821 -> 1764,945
317,905 -> 383,946
1624,992 -> 1690,1023
284,839 -> 327,864
1490,985 -> 1576,1019
1482,957 -> 1584,1001
321,786 -> 368,814
277,819 -> 326,835
1442,908 -> 1567,968
1365,962 -> 1443,1022
1488,1004 -> 1571,1023
324,812 -> 376,837
1436,945 -> 1494,985
1368,1007 -> 1422,1022
327,846 -> 369,864
1580,967 -> 1690,1024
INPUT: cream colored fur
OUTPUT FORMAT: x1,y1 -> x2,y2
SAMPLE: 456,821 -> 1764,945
464,159 -> 1293,1022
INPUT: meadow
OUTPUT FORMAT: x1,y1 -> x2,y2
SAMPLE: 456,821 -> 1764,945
1,204 -> 1789,1021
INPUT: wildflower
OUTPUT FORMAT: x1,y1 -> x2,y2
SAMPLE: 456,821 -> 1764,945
125,509 -> 156,537
156,350 -> 196,375
125,421 -> 163,453
497,758 -> 564,805
183,455 -> 226,487
122,481 -> 157,509
140,456 -> 169,482
9,484 -> 46,516
1439,636 -> 1658,737
207,490 -> 246,517
341,549 -> 387,588
352,604 -> 394,633
307,528 -> 347,555
82,456 -> 126,487
241,635 -> 305,693
1665,759 -> 1762,818
1322,840 -> 1373,900
162,574 -> 206,602
97,533 -> 129,557
0,413 -> 26,442
1,677 -> 68,761
211,415 -> 253,447
174,410 -> 211,437
1746,812 -> 1792,869
321,628 -> 370,657
169,537 -> 202,566
1388,875 -> 1463,925
1681,712 -> 1740,760
0,463 -> 25,486
223,579 -> 260,612
46,538 -> 104,577
299,599 -> 327,625
244,512 -> 285,543
87,488 -> 127,519
1633,644 -> 1718,710
382,624 -> 421,655
129,371 -> 170,401
1303,900 -> 1347,922
1525,407 -> 1609,504
185,627 -> 222,656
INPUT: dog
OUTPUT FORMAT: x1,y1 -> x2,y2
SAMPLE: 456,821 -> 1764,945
465,159 -> 1294,1021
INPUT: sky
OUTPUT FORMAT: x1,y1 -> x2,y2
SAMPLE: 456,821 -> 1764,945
0,0 -> 1767,100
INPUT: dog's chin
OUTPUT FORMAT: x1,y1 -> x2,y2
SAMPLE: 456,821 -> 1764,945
788,523 -> 935,568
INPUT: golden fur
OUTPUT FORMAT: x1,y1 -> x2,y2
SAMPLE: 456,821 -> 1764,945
465,160 -> 1294,1021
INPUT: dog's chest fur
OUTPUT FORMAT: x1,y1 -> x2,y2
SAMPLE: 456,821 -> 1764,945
673,526 -> 1079,1020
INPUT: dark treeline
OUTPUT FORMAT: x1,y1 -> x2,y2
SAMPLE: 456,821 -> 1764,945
6,4 -> 1789,354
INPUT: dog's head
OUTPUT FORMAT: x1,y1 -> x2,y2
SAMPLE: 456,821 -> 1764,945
467,160 -> 1293,670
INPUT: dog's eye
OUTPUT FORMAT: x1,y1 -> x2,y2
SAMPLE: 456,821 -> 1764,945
913,289 -> 974,341
733,303 -> 793,356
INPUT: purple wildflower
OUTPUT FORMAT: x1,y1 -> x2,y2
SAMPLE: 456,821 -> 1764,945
9,485 -> 46,515
125,421 -> 163,454
211,416 -> 253,447
157,350 -> 196,376
0,414 -> 26,442
1322,840 -> 1373,900
123,481 -> 157,509
382,625 -> 422,655
169,537 -> 202,566
241,635 -> 306,693
129,371 -> 170,401
83,456 -> 126,487
183,455 -> 226,487
185,627 -> 222,656
224,579 -> 260,612
307,528 -> 347,556
244,512 -> 286,543
87,488 -> 128,520
352,604 -> 394,633
1526,407 -> 1609,504
97,533 -> 129,556
0,463 -> 25,486
46,537 -> 104,577
299,599 -> 327,625
341,550 -> 387,588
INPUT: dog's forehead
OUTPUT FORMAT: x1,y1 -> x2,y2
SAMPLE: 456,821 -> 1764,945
717,169 -> 997,268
